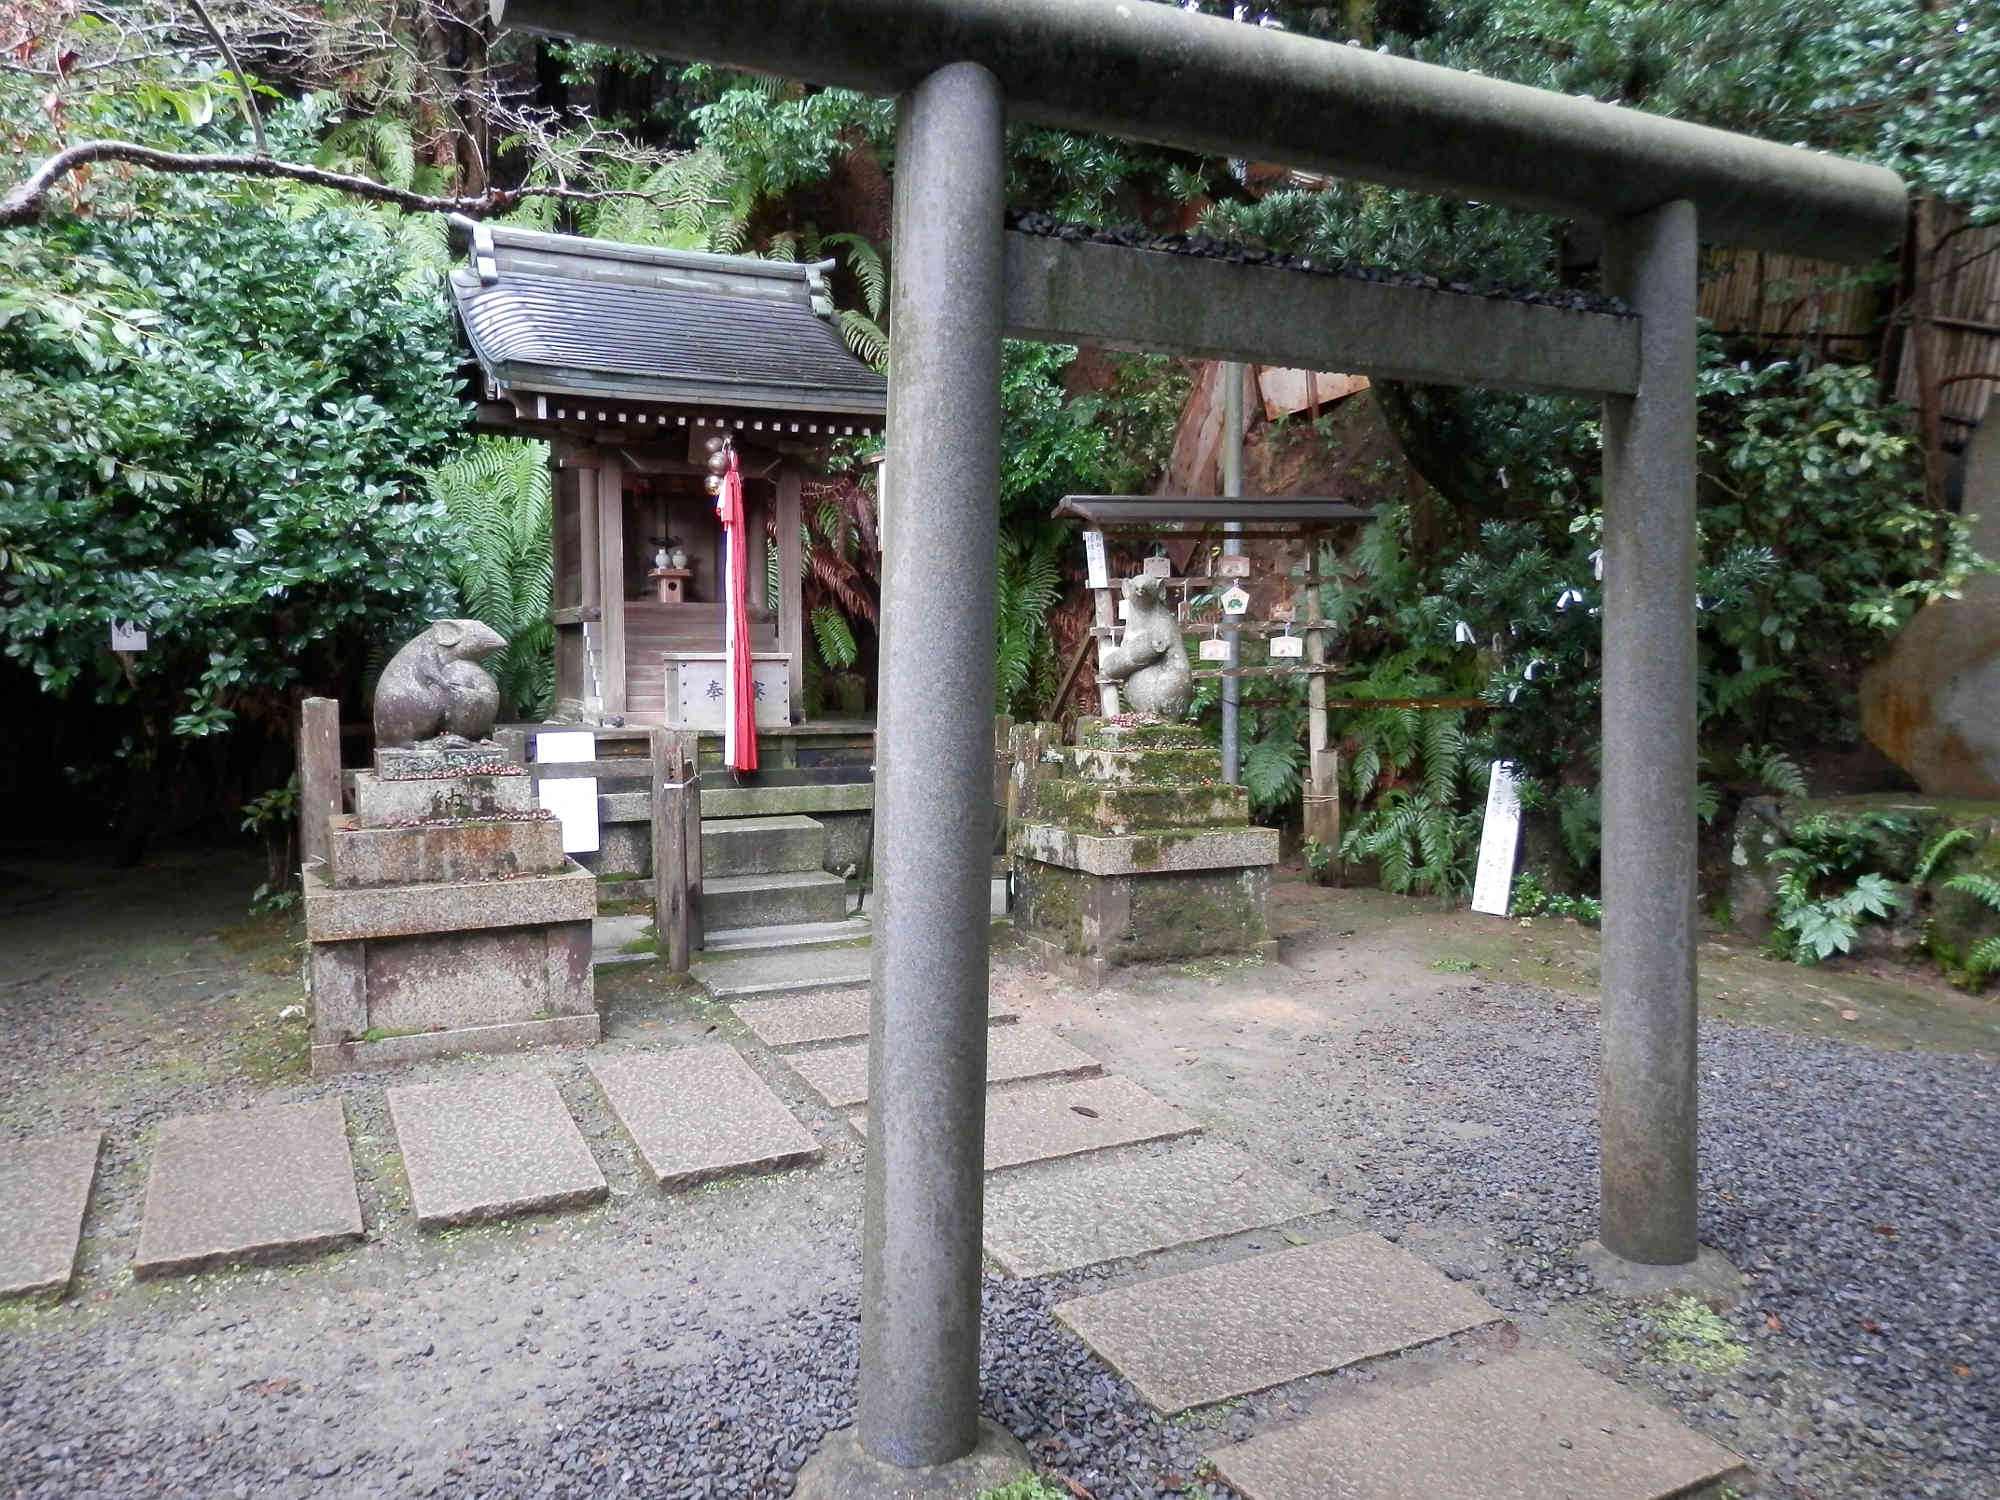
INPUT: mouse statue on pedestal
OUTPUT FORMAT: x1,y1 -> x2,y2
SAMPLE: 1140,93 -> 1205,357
371,619 -> 508,749
1097,574 -> 1193,717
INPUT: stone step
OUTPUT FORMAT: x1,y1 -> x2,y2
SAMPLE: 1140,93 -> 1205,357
731,989 -> 1018,1047
785,1023 -> 1100,1108
701,813 -> 828,878
387,1074 -> 606,1230
1209,1347 -> 1745,1500
702,915 -> 871,953
590,1046 -> 822,1191
1,1130 -> 102,1300
134,1100 -> 362,1279
693,943 -> 874,998
982,1138 -> 1330,1278
702,869 -> 848,929
1054,1233 -> 1500,1413
1064,745 -> 1222,785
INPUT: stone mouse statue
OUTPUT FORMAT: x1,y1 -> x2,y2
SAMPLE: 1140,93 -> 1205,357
1097,574 -> 1193,717
372,619 -> 508,749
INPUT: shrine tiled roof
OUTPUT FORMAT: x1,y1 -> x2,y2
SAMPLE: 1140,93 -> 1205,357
448,221 -> 888,418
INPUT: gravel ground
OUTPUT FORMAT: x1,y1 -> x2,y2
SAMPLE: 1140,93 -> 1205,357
4,853 -> 1997,1500
1236,979 -> 2000,1500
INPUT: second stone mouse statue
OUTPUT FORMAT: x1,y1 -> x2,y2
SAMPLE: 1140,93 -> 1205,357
1097,575 -> 1193,718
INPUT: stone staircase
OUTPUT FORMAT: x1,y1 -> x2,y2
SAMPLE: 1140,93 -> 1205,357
699,813 -> 853,939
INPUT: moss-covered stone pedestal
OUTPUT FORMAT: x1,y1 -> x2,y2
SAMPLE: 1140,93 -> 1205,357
1012,718 -> 1278,983
304,745 -> 599,1077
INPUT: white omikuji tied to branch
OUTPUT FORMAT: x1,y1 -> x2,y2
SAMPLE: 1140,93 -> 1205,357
716,449 -> 759,772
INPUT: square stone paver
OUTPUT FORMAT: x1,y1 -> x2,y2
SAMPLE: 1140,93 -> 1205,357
134,1100 -> 362,1279
1210,1347 -> 1746,1500
1056,1233 -> 1501,1411
851,1075 -> 1199,1169
730,990 -> 1018,1047
984,1138 -> 1330,1277
785,1024 -> 1100,1108
387,1074 -> 605,1229
590,1047 -> 821,1190
1,1130 -> 102,1299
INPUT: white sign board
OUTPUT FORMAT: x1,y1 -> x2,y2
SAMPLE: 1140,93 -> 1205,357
1083,529 -> 1109,591
1216,555 -> 1251,580
1469,761 -> 1523,916
1198,637 -> 1230,662
1220,584 -> 1251,616
1269,634 -> 1304,659
1142,554 -> 1172,578
535,730 -> 600,855
110,620 -> 148,652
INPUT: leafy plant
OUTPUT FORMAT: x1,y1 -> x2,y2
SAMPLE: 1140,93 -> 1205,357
1766,811 -> 1913,963
426,438 -> 556,721
1509,871 -> 1603,925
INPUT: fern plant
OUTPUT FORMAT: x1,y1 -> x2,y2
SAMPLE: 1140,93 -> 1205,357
995,529 -> 1064,717
1940,872 -> 2000,982
1766,811 -> 1913,963
426,437 -> 556,721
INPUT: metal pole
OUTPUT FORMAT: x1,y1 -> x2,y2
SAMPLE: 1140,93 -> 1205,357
1220,362 -> 1245,781
861,59 -> 1004,1468
1598,198 -> 1700,1267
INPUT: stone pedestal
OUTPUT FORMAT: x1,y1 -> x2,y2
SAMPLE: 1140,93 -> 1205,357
1013,719 -> 1278,983
305,747 -> 598,1077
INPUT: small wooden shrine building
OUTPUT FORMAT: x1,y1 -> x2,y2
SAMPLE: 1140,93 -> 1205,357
448,220 -> 888,728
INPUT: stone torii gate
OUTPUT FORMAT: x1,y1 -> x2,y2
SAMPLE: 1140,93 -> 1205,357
496,0 -> 1906,1489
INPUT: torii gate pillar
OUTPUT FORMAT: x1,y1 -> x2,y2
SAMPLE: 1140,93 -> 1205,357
798,59 -> 1033,1497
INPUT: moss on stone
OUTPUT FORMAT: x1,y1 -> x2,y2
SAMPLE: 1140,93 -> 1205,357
1076,719 -> 1208,751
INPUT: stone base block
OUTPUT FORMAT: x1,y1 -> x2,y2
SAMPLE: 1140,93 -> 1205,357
1015,859 -> 1272,983
795,1422 -> 1031,1500
373,741 -> 518,777
312,1013 -> 599,1077
1027,780 -> 1249,832
326,813 -> 566,887
1075,717 -> 1208,751
352,767 -> 533,828
309,918 -> 596,1072
304,864 -> 596,942
1015,821 -> 1278,877
1064,745 -> 1222,784
1577,1240 -> 1747,1309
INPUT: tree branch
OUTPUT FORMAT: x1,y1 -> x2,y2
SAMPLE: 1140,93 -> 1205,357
0,140 -> 669,228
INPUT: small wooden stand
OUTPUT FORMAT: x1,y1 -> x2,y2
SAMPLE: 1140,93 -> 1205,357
648,567 -> 692,604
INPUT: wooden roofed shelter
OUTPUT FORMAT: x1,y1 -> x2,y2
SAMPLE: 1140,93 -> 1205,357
448,219 -> 888,731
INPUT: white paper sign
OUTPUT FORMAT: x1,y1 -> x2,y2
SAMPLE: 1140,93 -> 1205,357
1469,761 -> 1523,916
535,730 -> 600,854
1142,554 -> 1172,578
1198,637 -> 1230,662
1270,634 -> 1304,659
538,776 -> 600,854
1083,529 -> 1109,591
110,620 -> 148,652
535,731 -> 596,764
1116,598 -> 1129,620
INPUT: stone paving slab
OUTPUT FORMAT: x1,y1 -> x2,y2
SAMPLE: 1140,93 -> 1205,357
134,1100 -> 362,1279
692,944 -> 873,999
1209,1347 -> 1746,1500
0,1130 -> 102,1299
785,1024 -> 1100,1108
857,1075 -> 1199,1169
1055,1233 -> 1500,1412
387,1074 -> 606,1229
983,1138 -> 1330,1277
730,990 -> 1018,1047
590,1047 -> 821,1191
